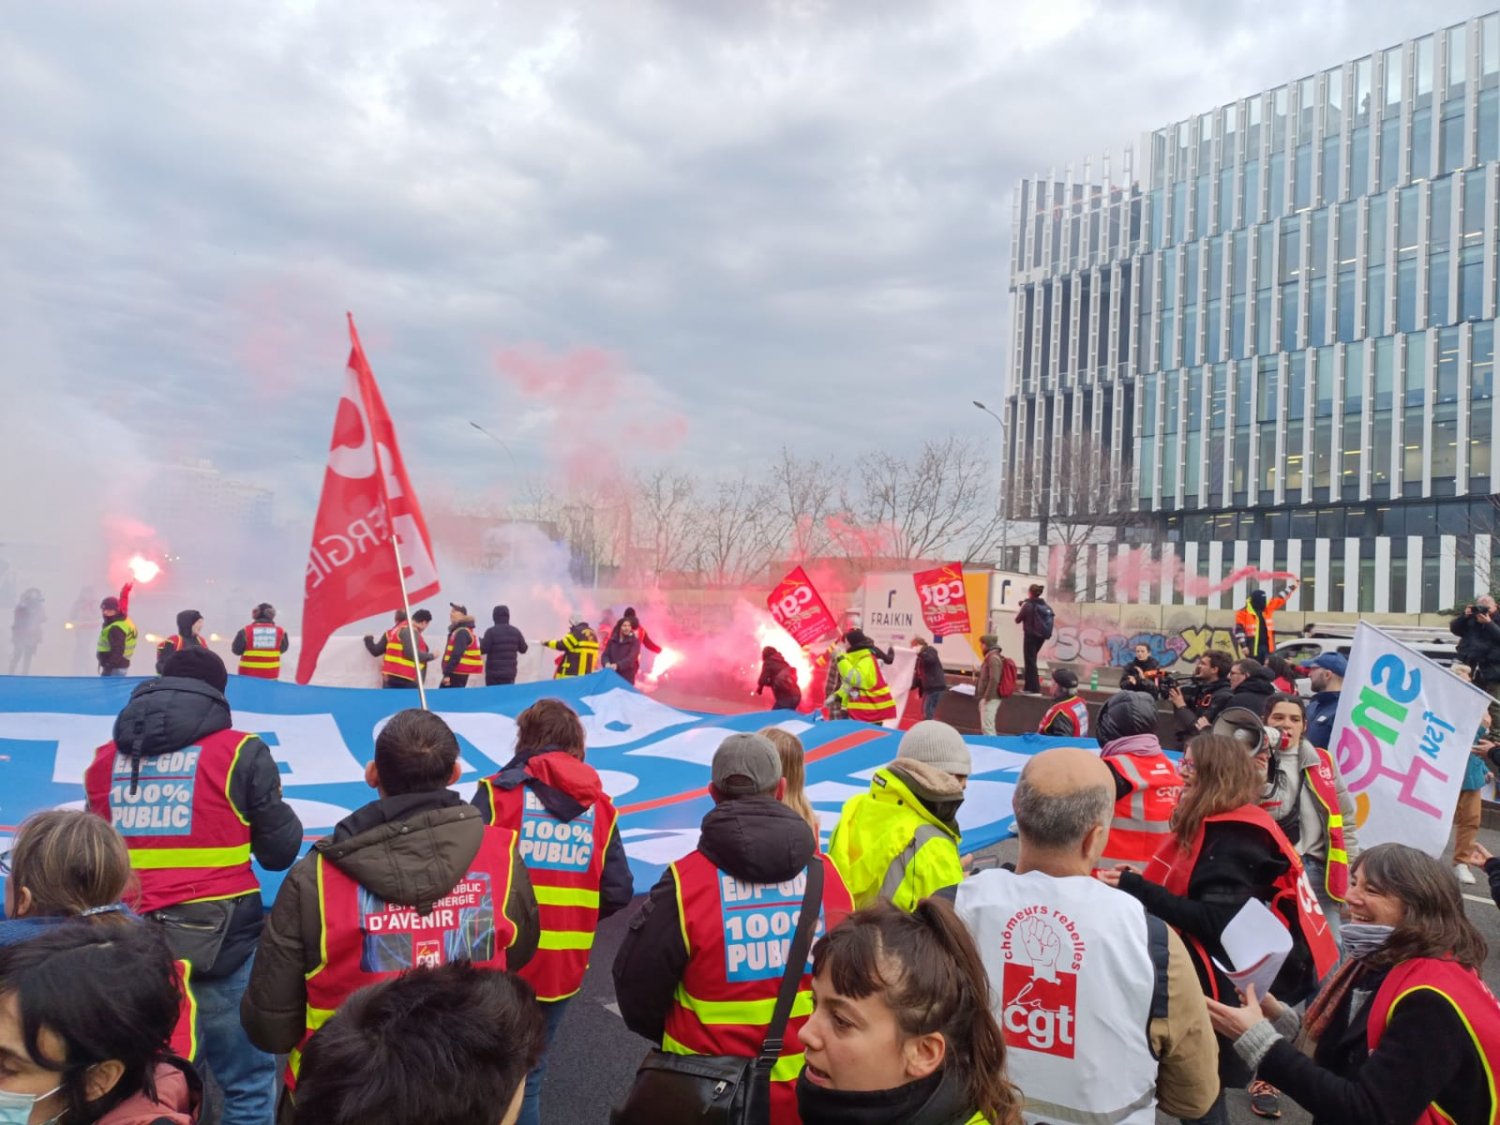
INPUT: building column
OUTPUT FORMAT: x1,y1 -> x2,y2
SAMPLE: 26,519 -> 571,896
1374,537 -> 1392,613
1343,537 -> 1360,614
1440,534 -> 1457,612
1183,541 -> 1201,606
1406,535 -> 1424,615
1313,538 -> 1332,613
1286,540 -> 1304,610
1208,541 -> 1225,610
1231,540 -> 1250,607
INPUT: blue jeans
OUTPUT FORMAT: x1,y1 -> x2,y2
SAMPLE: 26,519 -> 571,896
194,953 -> 276,1125
518,997 -> 573,1125
921,689 -> 945,721
100,667 -> 127,677
1180,1090 -> 1228,1125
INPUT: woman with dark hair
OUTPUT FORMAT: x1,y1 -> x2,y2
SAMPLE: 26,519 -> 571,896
1263,654 -> 1298,694
1099,733 -> 1337,1125
1209,843 -> 1500,1125
796,898 -> 1021,1125
0,922 -> 216,1123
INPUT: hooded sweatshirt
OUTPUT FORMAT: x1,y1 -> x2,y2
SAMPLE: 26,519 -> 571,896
155,611 -> 207,674
471,749 -> 634,920
89,677 -> 303,976
613,796 -> 817,1043
241,788 -> 539,1055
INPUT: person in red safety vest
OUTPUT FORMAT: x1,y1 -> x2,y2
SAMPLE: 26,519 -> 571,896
84,647 -> 304,1125
242,707 -> 540,1125
833,629 -> 897,723
155,608 -> 209,674
1037,667 -> 1091,737
613,733 -> 854,1123
1206,843 -> 1500,1125
1099,731 -> 1338,1123
363,608 -> 434,688
1094,690 -> 1184,866
472,698 -> 635,1125
233,602 -> 289,679
440,602 -> 483,689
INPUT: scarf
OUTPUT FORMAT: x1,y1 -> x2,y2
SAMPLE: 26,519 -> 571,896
1299,927 -> 1391,1052
795,1069 -> 970,1125
1101,733 -> 1161,759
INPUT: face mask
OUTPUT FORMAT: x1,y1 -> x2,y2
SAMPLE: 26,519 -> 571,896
1340,922 -> 1395,960
0,1082 -> 61,1125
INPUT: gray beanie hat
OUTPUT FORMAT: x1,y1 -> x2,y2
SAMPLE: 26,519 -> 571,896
896,720 -> 972,778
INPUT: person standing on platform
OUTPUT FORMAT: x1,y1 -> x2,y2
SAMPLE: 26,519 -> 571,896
440,603 -> 483,689
233,603 -> 289,680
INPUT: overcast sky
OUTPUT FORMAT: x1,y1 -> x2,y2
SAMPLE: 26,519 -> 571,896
1,0 -> 1483,529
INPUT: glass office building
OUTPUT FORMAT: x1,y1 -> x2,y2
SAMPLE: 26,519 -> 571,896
1004,13 -> 1500,613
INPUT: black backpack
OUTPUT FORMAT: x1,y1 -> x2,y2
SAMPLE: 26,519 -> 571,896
1031,600 -> 1055,639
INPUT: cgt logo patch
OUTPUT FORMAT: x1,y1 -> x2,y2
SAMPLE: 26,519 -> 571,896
999,906 -> 1087,1059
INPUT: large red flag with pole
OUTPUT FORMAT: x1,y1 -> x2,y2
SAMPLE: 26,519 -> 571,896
295,314 -> 441,684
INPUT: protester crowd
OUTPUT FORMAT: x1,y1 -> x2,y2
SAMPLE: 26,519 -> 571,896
0,578 -> 1498,1125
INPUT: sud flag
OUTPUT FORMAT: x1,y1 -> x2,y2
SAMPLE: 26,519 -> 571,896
766,566 -> 838,648
295,315 -> 441,683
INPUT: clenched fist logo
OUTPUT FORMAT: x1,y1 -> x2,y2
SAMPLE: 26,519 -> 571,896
1020,917 -> 1061,982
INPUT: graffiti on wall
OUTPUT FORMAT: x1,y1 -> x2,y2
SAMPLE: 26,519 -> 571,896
1046,620 -> 1241,669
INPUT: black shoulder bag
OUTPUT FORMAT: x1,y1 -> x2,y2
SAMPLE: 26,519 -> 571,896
610,859 -> 825,1125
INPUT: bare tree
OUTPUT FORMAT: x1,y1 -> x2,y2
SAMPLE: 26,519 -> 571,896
840,435 -> 1006,565
632,469 -> 702,585
694,472 -> 779,587
767,448 -> 838,559
1017,432 -> 1138,594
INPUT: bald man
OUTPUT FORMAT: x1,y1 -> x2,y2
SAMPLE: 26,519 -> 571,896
954,749 -> 1218,1125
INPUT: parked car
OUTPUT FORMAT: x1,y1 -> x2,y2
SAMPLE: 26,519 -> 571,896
1274,635 -> 1459,694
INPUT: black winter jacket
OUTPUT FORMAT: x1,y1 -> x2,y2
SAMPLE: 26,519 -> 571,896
613,797 -> 816,1044
480,605 -> 528,683
757,652 -> 803,710
1451,609 -> 1500,681
1173,676 -> 1234,744
914,645 -> 947,694
105,677 -> 303,976
1259,961 -> 1496,1125
442,618 -> 479,677
1224,671 -> 1279,717
155,611 -> 209,674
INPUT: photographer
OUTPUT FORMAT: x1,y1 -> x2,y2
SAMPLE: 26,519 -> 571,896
1451,595 -> 1500,721
1167,651 -> 1235,749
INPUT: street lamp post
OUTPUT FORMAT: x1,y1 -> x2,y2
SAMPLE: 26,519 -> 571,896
972,400 -> 1049,568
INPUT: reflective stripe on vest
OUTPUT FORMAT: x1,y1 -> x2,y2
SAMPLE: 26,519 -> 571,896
840,650 -> 896,722
1144,805 -> 1338,985
83,729 -> 261,914
827,768 -> 964,910
955,870 -> 1162,1125
380,626 -> 426,681
171,959 -> 199,1063
287,826 -> 522,1091
238,622 -> 284,678
98,618 -> 138,660
1101,752 -> 1182,865
1300,747 -> 1351,902
480,770 -> 620,1002
1039,696 -> 1090,737
1367,958 -> 1500,1125
663,851 -> 853,1124
444,629 -> 484,675
549,634 -> 599,677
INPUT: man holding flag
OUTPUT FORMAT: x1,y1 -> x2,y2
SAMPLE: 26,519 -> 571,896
297,315 -> 441,695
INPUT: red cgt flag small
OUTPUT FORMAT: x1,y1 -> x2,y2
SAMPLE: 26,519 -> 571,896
766,565 -> 838,648
912,562 -> 971,637
295,315 -> 441,684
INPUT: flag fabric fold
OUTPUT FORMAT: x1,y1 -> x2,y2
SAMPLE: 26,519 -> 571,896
296,314 -> 440,683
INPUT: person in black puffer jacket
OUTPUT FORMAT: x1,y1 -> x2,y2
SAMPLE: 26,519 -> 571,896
83,647 -> 302,1125
756,647 -> 803,711
480,604 -> 529,686
1223,658 -> 1278,716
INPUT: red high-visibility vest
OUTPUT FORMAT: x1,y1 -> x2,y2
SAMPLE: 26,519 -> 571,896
662,851 -> 853,1123
1300,746 -> 1351,902
1038,695 -> 1091,737
1144,805 -> 1338,997
237,622 -> 285,679
1366,957 -> 1500,1125
1101,752 -> 1183,865
84,729 -> 261,913
479,768 -> 619,1001
285,826 -> 522,1092
444,629 -> 484,676
380,626 -> 428,682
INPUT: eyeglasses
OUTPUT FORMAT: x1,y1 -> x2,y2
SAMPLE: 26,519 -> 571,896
1179,759 -> 1197,777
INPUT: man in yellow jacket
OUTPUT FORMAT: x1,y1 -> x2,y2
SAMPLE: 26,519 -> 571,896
827,720 -> 970,911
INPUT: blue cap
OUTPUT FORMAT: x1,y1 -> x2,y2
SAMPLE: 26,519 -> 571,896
1306,652 -> 1347,676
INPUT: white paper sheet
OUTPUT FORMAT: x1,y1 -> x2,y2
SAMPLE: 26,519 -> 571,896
1212,897 -> 1292,999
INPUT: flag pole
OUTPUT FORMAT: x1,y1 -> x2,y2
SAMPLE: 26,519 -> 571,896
389,525 -> 429,711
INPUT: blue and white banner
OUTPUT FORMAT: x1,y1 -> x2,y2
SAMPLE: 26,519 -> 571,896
0,672 -> 1064,896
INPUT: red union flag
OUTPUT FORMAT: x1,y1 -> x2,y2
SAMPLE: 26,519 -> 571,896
295,315 -> 441,683
766,566 -> 838,648
912,563 -> 971,637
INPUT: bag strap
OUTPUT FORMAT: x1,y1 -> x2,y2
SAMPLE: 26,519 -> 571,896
756,859 -> 825,1068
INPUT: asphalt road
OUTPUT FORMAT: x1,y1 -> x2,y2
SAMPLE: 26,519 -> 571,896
539,825 -> 1500,1125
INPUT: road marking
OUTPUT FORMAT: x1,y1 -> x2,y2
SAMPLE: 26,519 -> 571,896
1463,894 -> 1494,906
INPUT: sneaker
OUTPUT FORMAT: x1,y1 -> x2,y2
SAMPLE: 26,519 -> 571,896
1456,863 -> 1477,885
1248,1079 -> 1282,1118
